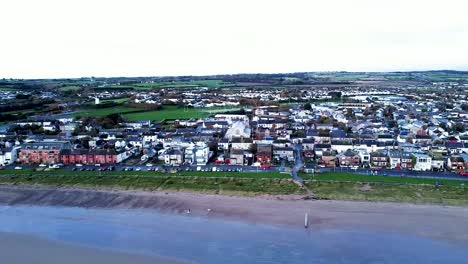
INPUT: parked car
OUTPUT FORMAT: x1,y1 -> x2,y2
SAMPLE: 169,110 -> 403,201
14,166 -> 22,170
460,172 -> 468,177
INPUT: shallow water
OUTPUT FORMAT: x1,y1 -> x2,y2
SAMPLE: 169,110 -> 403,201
0,205 -> 466,264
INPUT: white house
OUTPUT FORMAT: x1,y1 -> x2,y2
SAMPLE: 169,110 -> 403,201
185,144 -> 212,165
431,157 -> 445,171
164,148 -> 184,166
413,153 -> 432,171
0,146 -> 20,166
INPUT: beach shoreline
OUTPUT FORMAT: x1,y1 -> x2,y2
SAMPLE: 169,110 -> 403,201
1,184 -> 468,247
0,231 -> 187,264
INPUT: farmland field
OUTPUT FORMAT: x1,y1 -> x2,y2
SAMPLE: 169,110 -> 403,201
101,97 -> 130,103
71,104 -> 241,120
123,105 -> 241,121
72,106 -> 141,117
123,105 -> 209,120
58,85 -> 82,92
101,79 -> 229,90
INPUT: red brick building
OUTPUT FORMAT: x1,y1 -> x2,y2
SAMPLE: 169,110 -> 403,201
61,149 -> 127,165
19,141 -> 72,164
256,144 -> 272,165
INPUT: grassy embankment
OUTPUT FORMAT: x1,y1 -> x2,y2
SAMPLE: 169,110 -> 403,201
302,172 -> 468,206
0,170 -> 297,196
1,170 -> 467,204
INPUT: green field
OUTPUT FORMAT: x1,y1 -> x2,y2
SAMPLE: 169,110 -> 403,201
58,85 -> 82,92
123,106 -> 209,120
123,105 -> 240,121
72,104 -> 240,120
101,80 -> 228,91
72,106 -> 141,117
101,97 -> 130,104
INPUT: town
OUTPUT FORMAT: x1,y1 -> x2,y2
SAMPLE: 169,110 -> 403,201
0,71 -> 467,181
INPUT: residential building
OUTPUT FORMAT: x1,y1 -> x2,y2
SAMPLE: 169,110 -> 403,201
19,141 -> 72,164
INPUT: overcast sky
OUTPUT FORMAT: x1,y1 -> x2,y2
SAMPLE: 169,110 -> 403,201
1,0 -> 468,78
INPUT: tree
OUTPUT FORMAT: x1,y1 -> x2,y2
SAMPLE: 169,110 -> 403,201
304,103 -> 312,110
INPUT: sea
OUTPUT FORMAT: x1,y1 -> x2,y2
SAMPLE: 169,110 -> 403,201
0,205 -> 466,264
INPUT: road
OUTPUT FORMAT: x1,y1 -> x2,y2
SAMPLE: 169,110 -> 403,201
291,144 -> 304,184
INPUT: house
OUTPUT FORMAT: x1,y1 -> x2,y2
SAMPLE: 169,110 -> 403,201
413,153 -> 432,171
19,141 -> 72,164
164,148 -> 184,166
355,148 -> 370,166
319,151 -> 337,167
431,155 -> 445,171
400,152 -> 414,170
184,144 -> 211,165
123,120 -> 151,129
127,136 -> 144,148
331,140 -> 353,154
388,150 -> 401,169
314,143 -> 332,157
61,148 -> 129,165
218,138 -> 230,151
229,149 -> 245,165
0,146 -> 20,166
447,156 -> 465,172
337,150 -> 360,167
370,151 -> 388,168
414,134 -> 432,144
59,122 -> 78,132
202,120 -> 229,129
231,137 -> 253,150
377,134 -> 394,143
302,138 -> 315,159
446,142 -> 464,154
225,121 -> 251,140
256,144 -> 272,165
273,147 -> 294,162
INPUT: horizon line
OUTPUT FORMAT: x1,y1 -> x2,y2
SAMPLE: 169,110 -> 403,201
3,69 -> 468,81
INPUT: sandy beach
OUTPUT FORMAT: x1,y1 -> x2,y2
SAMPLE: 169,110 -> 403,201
0,231 -> 186,264
1,184 -> 468,247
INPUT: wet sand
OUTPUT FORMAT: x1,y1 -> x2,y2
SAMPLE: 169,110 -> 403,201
1,184 -> 468,247
0,231 -> 186,264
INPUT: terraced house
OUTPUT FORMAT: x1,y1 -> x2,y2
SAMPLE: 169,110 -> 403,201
19,141 -> 72,164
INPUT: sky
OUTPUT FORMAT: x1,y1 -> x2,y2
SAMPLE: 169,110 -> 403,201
1,0 -> 468,78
